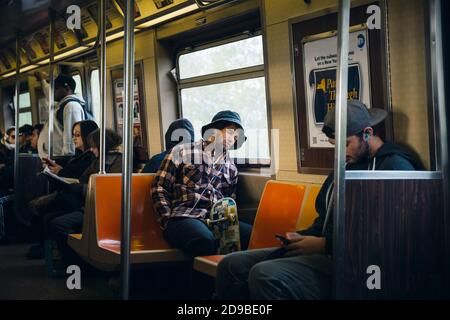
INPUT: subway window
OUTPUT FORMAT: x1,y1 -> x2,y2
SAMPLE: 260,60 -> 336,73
14,91 -> 32,125
19,112 -> 32,126
72,73 -> 83,99
90,69 -> 101,123
178,34 -> 270,164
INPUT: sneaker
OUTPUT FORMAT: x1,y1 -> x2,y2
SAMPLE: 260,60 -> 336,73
26,244 -> 44,260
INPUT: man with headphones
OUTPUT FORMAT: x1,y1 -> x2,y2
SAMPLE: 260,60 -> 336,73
215,100 -> 422,300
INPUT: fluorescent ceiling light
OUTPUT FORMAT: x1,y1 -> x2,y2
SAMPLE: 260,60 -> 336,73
1,64 -> 39,79
136,3 -> 198,29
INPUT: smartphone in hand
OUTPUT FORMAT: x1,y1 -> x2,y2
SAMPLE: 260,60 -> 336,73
42,157 -> 55,166
275,234 -> 291,245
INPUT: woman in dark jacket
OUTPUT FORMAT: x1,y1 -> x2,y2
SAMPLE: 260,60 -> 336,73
44,120 -> 98,179
48,129 -> 122,265
26,127 -> 120,260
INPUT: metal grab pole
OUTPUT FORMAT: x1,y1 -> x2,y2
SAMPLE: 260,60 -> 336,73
121,0 -> 135,300
429,0 -> 449,290
47,14 -> 55,159
333,0 -> 350,300
99,0 -> 107,174
13,35 -> 20,225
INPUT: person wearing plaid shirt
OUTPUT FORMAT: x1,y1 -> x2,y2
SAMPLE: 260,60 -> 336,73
151,111 -> 252,257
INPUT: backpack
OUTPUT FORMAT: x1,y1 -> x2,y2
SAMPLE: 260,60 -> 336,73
56,97 -> 95,129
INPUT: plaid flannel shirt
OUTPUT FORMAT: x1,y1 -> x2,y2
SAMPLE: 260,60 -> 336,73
151,141 -> 238,228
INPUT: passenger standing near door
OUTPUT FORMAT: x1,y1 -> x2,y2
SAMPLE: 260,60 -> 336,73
151,111 -> 252,257
36,72 -> 86,157
215,100 -> 422,300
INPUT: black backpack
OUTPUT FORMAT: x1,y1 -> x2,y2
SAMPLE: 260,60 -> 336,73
56,97 -> 95,129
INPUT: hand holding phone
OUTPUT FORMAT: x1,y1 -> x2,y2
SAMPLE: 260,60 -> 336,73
42,157 -> 56,167
275,234 -> 291,246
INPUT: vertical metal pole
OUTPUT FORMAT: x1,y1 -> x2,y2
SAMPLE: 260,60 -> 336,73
99,0 -> 107,174
333,0 -> 350,300
121,0 -> 135,300
47,14 -> 55,159
13,35 -> 20,224
429,0 -> 449,294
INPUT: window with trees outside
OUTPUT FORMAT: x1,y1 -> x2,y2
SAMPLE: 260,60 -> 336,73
177,34 -> 270,165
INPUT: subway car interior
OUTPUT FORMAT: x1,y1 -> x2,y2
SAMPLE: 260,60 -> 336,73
0,0 -> 449,301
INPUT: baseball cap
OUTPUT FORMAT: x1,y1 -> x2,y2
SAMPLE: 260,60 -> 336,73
322,100 -> 388,138
54,74 -> 76,91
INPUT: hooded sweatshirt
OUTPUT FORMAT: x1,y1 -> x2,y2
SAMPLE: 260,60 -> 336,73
142,118 -> 194,173
37,79 -> 85,158
300,141 -> 421,255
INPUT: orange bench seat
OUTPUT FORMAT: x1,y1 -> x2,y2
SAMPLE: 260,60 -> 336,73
193,181 -> 320,277
68,174 -> 186,271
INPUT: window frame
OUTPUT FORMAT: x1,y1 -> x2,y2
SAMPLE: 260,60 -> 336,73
176,32 -> 271,167
15,87 -> 33,126
89,68 -> 101,124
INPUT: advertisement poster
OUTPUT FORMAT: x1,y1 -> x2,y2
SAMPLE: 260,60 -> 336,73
113,79 -> 143,147
303,29 -> 371,148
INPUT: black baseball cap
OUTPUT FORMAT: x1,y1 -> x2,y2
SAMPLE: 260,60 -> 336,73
54,74 -> 76,91
322,100 -> 388,138
19,124 -> 33,136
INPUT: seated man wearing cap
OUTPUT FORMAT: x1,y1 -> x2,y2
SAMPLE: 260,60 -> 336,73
151,110 -> 252,257
215,100 -> 422,300
18,124 -> 34,154
36,72 -> 87,157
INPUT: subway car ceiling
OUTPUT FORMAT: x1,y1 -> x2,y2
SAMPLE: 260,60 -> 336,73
0,0 -> 443,175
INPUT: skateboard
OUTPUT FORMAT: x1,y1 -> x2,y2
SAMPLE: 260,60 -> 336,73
206,197 -> 241,255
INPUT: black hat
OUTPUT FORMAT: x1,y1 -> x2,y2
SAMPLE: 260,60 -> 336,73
322,100 -> 388,138
19,124 -> 33,136
54,74 -> 76,92
201,110 -> 247,149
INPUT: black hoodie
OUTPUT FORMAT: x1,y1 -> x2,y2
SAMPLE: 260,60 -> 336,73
300,141 -> 421,254
142,119 -> 194,173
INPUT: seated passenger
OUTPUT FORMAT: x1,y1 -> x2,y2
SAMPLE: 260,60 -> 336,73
18,124 -> 34,154
142,118 -> 194,173
215,100 -> 422,300
43,120 -> 98,178
29,124 -> 44,154
26,127 -> 120,260
151,110 -> 252,257
0,127 -> 15,166
49,129 -> 122,264
0,127 -> 16,191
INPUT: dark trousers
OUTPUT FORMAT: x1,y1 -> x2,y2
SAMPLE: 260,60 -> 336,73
164,217 -> 252,257
216,248 -> 332,300
49,211 -> 83,264
29,191 -> 84,245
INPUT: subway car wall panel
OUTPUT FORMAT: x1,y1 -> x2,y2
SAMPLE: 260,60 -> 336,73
343,179 -> 448,299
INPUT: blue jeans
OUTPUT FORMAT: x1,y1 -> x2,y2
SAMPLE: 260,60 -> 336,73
164,217 -> 252,257
216,248 -> 332,300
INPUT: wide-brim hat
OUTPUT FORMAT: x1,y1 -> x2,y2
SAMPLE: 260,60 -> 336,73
201,110 -> 247,149
322,99 -> 388,138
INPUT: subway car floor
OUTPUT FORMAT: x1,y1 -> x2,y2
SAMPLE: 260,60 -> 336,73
0,214 -> 215,300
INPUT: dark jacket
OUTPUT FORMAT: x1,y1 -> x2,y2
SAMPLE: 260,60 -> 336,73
0,143 -> 14,165
79,151 -> 122,184
58,150 -> 96,179
19,144 -> 37,154
59,151 -> 122,210
142,118 -> 194,173
300,141 -> 420,254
